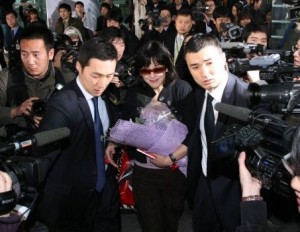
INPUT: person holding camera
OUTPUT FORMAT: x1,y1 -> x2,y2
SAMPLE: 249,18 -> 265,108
97,26 -> 132,114
0,25 -> 71,137
236,126 -> 300,231
106,8 -> 140,61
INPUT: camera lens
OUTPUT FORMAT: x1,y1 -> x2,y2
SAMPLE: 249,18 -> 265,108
31,100 -> 46,117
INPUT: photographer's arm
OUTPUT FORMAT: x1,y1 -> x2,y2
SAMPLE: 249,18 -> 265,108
236,152 -> 268,232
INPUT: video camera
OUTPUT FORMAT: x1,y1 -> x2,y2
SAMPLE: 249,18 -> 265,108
192,0 -> 209,22
220,23 -> 243,41
228,51 -> 299,81
139,9 -> 162,31
0,127 -> 70,215
221,42 -> 265,58
213,102 -> 296,197
248,82 -> 300,114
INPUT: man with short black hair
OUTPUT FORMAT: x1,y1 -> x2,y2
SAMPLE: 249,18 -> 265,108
5,9 -> 23,69
33,38 -> 121,231
185,33 -> 248,232
55,3 -> 87,41
0,25 -> 72,136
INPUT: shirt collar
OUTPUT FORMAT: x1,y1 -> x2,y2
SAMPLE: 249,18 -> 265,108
76,77 -> 94,101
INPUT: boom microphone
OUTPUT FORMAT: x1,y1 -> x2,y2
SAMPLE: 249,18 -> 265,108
214,102 -> 251,121
0,127 -> 70,153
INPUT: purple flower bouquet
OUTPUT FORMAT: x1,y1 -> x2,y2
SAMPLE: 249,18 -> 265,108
109,102 -> 188,175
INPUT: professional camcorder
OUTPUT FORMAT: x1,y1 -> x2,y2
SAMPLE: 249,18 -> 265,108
0,128 -> 70,215
139,9 -> 163,31
220,23 -> 243,41
221,42 -> 265,58
248,82 -> 300,114
192,0 -> 209,22
214,103 -> 296,197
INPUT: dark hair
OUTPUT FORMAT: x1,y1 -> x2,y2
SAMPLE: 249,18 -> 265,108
135,41 -> 178,86
100,2 -> 111,11
75,1 -> 84,7
19,25 -> 54,51
106,8 -> 123,23
290,127 -> 300,175
27,8 -> 38,15
176,8 -> 193,18
159,6 -> 173,17
241,23 -> 269,43
237,8 -> 252,23
77,38 -> 117,69
5,9 -> 18,18
97,26 -> 125,43
184,33 -> 222,56
213,5 -> 230,19
58,3 -> 72,13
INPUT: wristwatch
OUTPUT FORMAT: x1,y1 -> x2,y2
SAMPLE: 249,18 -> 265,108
169,154 -> 177,164
241,195 -> 263,202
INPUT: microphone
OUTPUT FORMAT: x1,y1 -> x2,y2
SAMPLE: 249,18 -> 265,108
0,127 -> 70,153
214,102 -> 251,122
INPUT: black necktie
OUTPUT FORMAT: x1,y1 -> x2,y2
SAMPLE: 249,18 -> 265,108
204,94 -> 215,155
92,97 -> 106,192
11,30 -> 14,39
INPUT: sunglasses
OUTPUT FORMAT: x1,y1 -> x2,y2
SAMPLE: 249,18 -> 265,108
139,67 -> 167,76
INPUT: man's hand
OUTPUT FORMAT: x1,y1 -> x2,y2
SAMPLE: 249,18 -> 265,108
105,142 -> 118,168
10,97 -> 39,119
238,151 -> 262,197
33,116 -> 43,128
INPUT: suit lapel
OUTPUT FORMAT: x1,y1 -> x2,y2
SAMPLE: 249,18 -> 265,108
71,80 -> 94,131
214,74 -> 236,137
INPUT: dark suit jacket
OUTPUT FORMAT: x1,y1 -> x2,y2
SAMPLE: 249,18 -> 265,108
34,79 -> 120,229
5,26 -> 23,69
187,73 -> 249,231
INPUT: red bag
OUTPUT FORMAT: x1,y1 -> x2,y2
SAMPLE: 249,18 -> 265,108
116,147 -> 135,208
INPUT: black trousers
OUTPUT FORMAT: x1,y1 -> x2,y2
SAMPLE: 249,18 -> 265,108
133,165 -> 187,232
35,168 -> 121,232
192,175 -> 224,232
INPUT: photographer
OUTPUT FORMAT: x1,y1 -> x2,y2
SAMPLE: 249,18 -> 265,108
208,6 -> 232,42
0,171 -> 22,232
106,8 -> 140,61
0,25 -> 71,137
97,26 -> 134,107
240,23 -> 269,83
236,125 -> 300,231
139,6 -> 175,46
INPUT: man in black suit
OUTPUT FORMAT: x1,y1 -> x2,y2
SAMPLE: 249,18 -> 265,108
5,9 -> 23,70
34,39 -> 121,231
185,33 -> 249,232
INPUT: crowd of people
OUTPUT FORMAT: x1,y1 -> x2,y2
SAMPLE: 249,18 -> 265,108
0,0 -> 299,232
